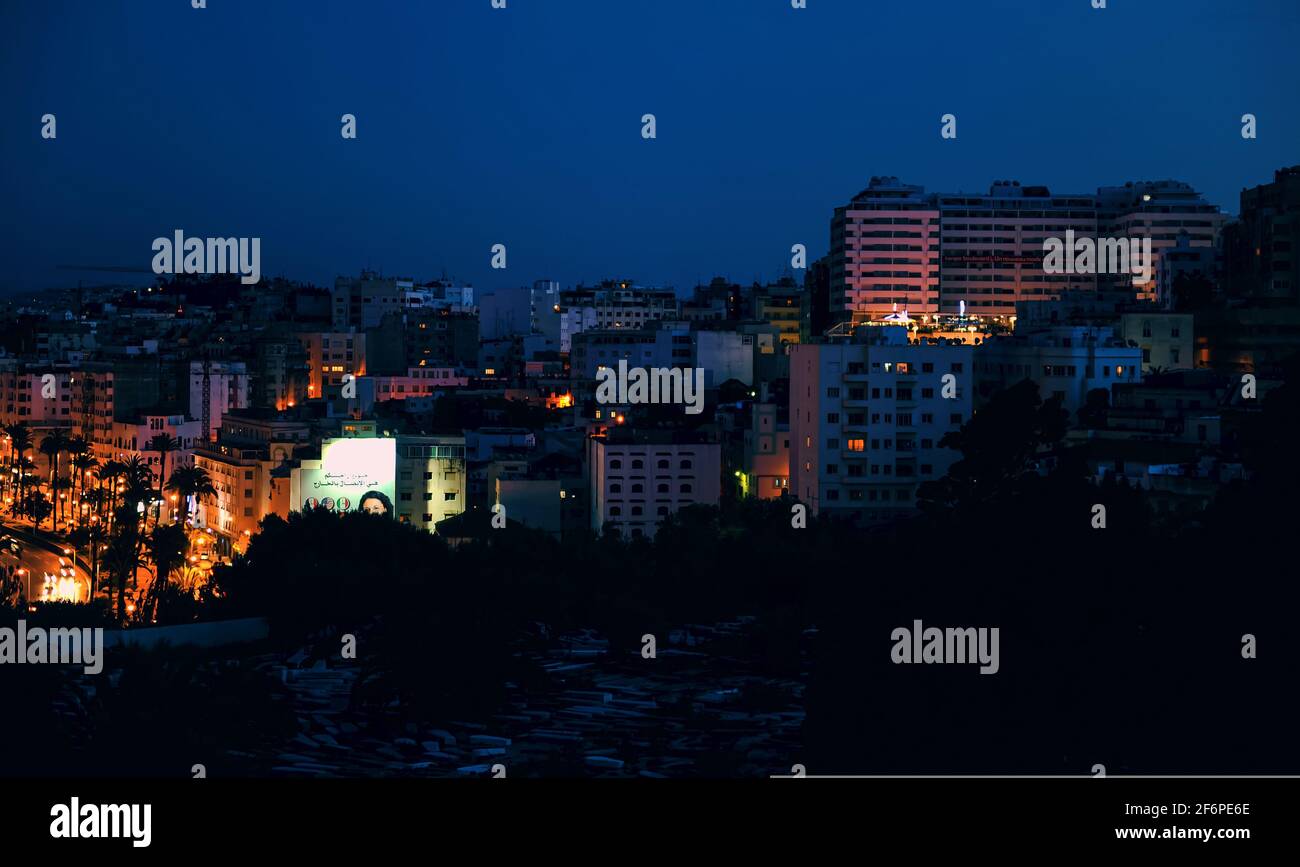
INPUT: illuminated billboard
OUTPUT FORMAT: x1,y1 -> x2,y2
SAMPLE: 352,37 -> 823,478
298,437 -> 396,518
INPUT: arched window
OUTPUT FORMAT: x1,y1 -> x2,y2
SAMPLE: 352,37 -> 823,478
680,459 -> 693,470
609,483 -> 621,494
609,506 -> 621,517
631,506 -> 643,516
631,483 -> 643,494
657,483 -> 670,494
631,459 -> 644,469
610,459 -> 622,470
680,483 -> 693,494
657,459 -> 669,469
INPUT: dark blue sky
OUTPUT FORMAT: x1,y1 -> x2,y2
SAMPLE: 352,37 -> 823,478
2,0 -> 1297,295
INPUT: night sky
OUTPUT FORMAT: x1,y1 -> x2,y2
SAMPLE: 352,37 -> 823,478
2,0 -> 1297,294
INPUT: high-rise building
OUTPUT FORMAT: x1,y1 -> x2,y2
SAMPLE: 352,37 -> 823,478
937,181 -> 1098,317
1228,165 -> 1300,301
1097,180 -> 1226,305
829,177 -> 941,321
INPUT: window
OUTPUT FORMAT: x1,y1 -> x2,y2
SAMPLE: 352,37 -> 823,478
951,363 -> 963,373
657,483 -> 669,493
950,413 -> 962,424
825,465 -> 838,475
610,459 -> 622,469
826,489 -> 839,501
610,483 -> 622,493
443,492 -> 456,501
631,506 -> 643,516
680,483 -> 693,494
826,413 -> 840,424
827,438 -> 840,450
827,387 -> 840,398
610,506 -> 622,517
847,439 -> 865,451
632,459 -> 644,469
631,483 -> 643,493
657,459 -> 669,469
680,459 -> 693,469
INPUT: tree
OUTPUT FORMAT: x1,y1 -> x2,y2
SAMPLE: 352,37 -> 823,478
165,465 -> 217,530
70,446 -> 97,527
4,423 -> 32,517
146,434 -> 180,527
140,523 -> 188,623
38,429 -> 70,529
1077,387 -> 1110,430
105,527 -> 145,622
916,379 -> 1069,517
25,491 -> 53,535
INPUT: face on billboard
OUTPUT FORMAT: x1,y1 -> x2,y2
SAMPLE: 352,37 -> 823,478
301,438 -> 396,518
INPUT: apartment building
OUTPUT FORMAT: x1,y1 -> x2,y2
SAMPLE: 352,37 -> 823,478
297,330 -> 367,401
395,435 -> 467,532
829,176 -> 941,320
937,181 -> 1098,316
790,325 -> 973,522
974,325 -> 1142,419
558,282 -> 679,352
588,429 -> 721,539
1097,180 -> 1226,304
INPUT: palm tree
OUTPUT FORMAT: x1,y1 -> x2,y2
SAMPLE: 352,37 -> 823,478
141,523 -> 187,622
165,465 -> 217,530
16,456 -> 37,520
5,423 -> 31,517
95,459 -> 126,528
38,429 -> 70,529
146,434 -> 180,527
105,530 -> 144,622
68,439 -> 94,525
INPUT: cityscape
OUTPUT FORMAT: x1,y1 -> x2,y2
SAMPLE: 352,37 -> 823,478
3,0 -> 1298,851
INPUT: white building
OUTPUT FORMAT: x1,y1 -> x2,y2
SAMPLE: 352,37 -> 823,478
974,325 -> 1142,418
790,326 -> 973,521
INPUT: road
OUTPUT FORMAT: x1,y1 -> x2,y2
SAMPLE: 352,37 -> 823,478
0,524 -> 95,604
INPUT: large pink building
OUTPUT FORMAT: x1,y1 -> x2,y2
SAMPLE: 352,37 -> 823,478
830,176 -> 940,320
